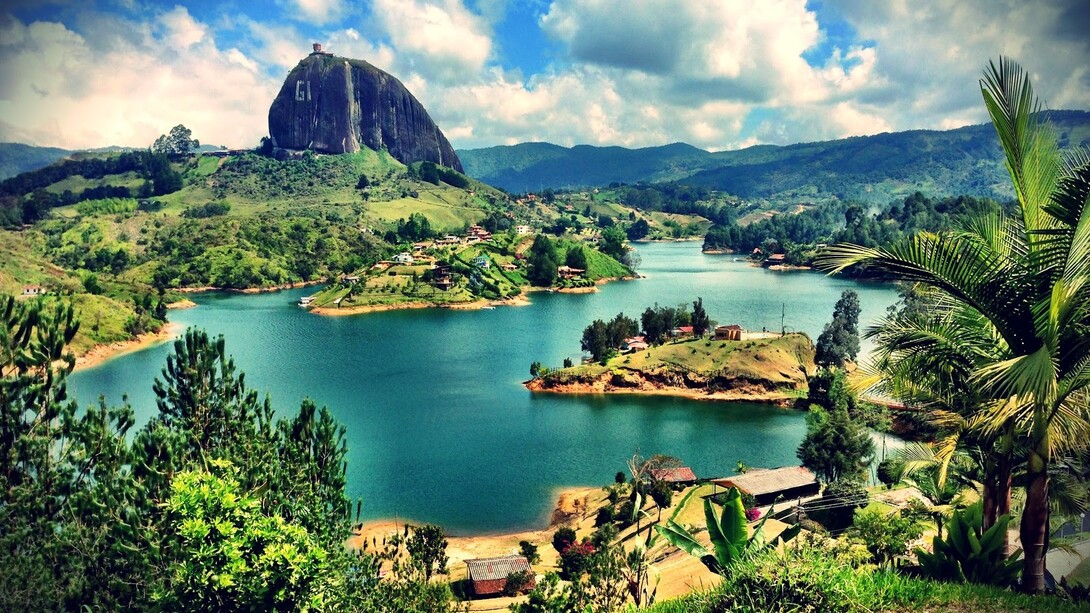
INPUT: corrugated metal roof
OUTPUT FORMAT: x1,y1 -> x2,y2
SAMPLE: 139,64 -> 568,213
466,555 -> 532,582
712,466 -> 817,496
650,467 -> 697,482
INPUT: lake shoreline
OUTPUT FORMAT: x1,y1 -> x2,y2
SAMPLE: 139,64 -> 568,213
74,321 -> 185,371
308,275 -> 638,317
347,485 -> 600,544
524,379 -> 800,406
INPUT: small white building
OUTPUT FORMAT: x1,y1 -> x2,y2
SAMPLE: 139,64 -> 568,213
393,252 -> 415,264
22,285 -> 45,296
515,225 -> 532,235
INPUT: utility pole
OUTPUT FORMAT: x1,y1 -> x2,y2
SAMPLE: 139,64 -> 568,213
781,303 -> 786,336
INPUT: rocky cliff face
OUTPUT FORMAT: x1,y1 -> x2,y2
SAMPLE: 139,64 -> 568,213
268,53 -> 463,172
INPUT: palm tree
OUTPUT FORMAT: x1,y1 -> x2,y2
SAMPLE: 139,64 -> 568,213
819,58 -> 1090,592
861,293 -> 1019,542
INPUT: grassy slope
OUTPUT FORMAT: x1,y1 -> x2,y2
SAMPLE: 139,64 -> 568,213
547,334 -> 814,392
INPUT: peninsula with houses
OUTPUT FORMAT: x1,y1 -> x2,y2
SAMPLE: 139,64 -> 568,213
301,227 -> 634,316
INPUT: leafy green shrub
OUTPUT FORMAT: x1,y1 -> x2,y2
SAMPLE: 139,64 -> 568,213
656,486 -> 799,575
849,508 -> 923,565
503,570 -> 534,596
915,502 -> 1020,586
182,201 -> 231,218
552,527 -> 576,554
518,540 -> 539,565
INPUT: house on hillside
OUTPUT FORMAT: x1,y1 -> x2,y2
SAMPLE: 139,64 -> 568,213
670,325 -> 695,338
472,255 -> 491,269
711,466 -> 819,506
623,336 -> 649,352
500,262 -> 519,272
649,466 -> 697,487
22,285 -> 45,296
466,555 -> 535,597
557,265 -> 585,279
516,225 -> 532,235
714,324 -> 743,341
393,252 -> 414,264
762,253 -> 787,268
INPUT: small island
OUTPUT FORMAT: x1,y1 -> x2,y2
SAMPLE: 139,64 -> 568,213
527,319 -> 816,405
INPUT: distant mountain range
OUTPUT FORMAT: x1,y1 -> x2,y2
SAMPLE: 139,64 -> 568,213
6,110 -> 1089,204
459,110 -> 1090,202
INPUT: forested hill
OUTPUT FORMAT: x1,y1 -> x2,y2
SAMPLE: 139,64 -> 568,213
0,142 -> 71,180
458,110 -> 1090,201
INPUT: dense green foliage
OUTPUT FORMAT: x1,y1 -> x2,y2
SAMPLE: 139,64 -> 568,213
815,290 -> 860,367
527,234 -> 560,286
0,305 -> 386,610
797,405 -> 875,483
647,540 -> 1083,613
818,59 -> 1090,592
916,502 -> 1021,587
145,214 -> 383,288
580,312 -> 640,362
656,487 -> 800,574
0,150 -> 183,221
702,192 -> 1008,255
151,124 -> 200,159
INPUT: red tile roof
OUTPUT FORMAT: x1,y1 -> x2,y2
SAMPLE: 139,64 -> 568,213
649,467 -> 697,482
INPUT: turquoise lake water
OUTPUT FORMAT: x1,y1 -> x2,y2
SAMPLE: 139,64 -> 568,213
68,243 -> 899,533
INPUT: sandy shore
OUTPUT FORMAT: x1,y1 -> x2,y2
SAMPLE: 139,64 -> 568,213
525,381 -> 799,405
347,486 -> 601,562
556,286 -> 598,294
74,322 -> 184,371
310,293 -> 533,317
166,299 -> 197,309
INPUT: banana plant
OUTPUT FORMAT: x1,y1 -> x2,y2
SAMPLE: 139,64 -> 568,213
915,501 -> 1021,586
654,487 -> 800,575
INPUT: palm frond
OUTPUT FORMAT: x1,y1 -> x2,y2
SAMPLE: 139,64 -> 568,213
980,57 -> 1062,236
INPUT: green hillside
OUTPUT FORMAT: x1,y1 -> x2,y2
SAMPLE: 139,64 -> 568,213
0,142 -> 71,180
459,110 -> 1090,203
0,144 -> 644,355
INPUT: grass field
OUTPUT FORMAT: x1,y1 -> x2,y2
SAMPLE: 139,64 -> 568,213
602,333 -> 814,382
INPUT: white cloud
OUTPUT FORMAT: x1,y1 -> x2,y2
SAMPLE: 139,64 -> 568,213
372,0 -> 492,82
292,0 -> 344,25
0,10 -> 277,149
824,0 -> 1090,131
160,5 -> 207,49
3,0 -> 1088,155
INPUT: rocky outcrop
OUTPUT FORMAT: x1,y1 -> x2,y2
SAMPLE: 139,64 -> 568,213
268,52 -> 463,171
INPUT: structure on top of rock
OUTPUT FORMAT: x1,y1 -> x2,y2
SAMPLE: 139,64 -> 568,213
268,47 -> 463,172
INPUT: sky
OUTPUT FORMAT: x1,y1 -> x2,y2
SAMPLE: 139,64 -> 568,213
0,0 -> 1088,152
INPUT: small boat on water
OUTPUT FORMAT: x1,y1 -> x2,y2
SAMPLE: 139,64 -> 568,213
298,296 -> 316,307
481,306 -> 496,310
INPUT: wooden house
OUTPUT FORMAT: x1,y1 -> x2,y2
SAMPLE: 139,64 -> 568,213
712,466 -> 819,506
465,555 -> 535,597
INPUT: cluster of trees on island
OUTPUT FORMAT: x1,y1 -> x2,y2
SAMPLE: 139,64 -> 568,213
578,298 -> 711,363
